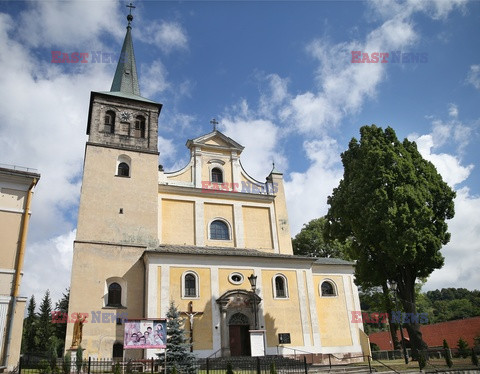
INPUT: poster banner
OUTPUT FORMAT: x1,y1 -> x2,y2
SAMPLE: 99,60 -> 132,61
124,319 -> 166,349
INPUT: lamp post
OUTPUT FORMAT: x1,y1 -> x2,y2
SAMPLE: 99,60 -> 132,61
390,281 -> 409,364
248,274 -> 258,329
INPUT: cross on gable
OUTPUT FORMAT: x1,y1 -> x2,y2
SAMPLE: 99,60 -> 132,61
210,118 -> 219,131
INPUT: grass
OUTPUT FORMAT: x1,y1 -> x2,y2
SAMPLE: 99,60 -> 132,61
359,357 -> 479,372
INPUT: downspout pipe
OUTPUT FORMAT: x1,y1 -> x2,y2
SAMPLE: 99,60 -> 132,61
3,177 -> 38,368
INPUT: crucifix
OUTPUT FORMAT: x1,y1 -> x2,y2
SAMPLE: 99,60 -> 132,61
181,301 -> 204,352
210,118 -> 219,131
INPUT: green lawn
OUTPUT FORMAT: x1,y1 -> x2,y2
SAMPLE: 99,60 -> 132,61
357,357 -> 479,372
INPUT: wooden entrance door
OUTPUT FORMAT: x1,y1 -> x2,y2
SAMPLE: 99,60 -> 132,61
229,325 -> 251,356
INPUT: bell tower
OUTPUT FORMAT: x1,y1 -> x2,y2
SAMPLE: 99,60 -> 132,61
75,11 -> 162,246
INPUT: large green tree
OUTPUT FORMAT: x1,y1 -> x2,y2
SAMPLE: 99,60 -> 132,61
292,217 -> 349,259
22,295 -> 38,353
37,290 -> 55,352
326,125 -> 455,358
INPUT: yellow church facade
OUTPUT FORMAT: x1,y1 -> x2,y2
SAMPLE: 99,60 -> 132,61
66,13 -> 368,361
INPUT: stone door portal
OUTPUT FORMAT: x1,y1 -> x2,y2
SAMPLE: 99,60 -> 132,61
228,313 -> 251,356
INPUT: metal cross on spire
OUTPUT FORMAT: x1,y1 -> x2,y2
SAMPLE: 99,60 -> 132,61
126,2 -> 135,25
210,118 -> 219,131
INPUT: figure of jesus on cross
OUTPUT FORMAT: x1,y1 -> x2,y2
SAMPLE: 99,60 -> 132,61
181,301 -> 203,352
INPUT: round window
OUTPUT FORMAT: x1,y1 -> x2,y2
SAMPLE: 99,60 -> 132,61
229,272 -> 244,285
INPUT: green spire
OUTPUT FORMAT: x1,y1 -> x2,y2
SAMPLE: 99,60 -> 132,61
110,10 -> 140,96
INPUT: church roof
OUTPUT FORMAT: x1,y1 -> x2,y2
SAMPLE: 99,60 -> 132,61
146,244 -> 353,265
186,130 -> 245,152
111,14 -> 140,96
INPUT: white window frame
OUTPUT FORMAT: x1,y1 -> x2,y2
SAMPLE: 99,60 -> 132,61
182,271 -> 199,299
272,274 -> 289,299
116,154 -> 132,177
320,279 -> 338,297
104,277 -> 127,307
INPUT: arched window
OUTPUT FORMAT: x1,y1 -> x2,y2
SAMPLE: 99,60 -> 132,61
211,167 -> 223,183
118,162 -> 129,177
273,274 -> 288,299
116,155 -> 131,177
105,110 -> 115,134
210,220 -> 229,240
134,115 -> 146,138
321,280 -> 337,297
107,282 -> 122,306
183,272 -> 198,298
112,342 -> 123,359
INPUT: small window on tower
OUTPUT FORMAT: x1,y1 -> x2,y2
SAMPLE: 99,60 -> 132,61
211,168 -> 223,183
134,115 -> 146,138
118,162 -> 130,177
107,282 -> 122,306
105,111 -> 116,134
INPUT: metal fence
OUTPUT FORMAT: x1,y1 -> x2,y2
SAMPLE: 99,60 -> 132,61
18,355 -> 308,374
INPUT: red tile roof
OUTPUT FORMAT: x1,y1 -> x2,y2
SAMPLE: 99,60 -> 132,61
369,316 -> 480,350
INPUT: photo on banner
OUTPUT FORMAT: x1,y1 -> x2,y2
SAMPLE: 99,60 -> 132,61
124,319 -> 166,349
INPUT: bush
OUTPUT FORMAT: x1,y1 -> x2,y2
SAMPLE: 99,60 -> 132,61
113,362 -> 121,374
443,339 -> 453,368
62,352 -> 71,374
418,352 -> 426,370
458,337 -> 469,358
75,346 -> 83,373
270,362 -> 277,374
226,362 -> 233,374
472,348 -> 479,367
39,359 -> 52,374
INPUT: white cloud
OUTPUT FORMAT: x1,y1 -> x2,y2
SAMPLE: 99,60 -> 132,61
22,230 -> 76,304
140,60 -> 170,98
413,134 -> 473,187
425,187 -> 480,291
140,21 -> 188,53
17,0 -> 123,49
448,103 -> 458,118
221,116 -> 287,181
285,137 -> 344,235
466,64 -> 480,90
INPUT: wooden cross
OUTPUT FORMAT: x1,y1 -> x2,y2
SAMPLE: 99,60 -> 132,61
210,118 -> 219,131
181,301 -> 204,352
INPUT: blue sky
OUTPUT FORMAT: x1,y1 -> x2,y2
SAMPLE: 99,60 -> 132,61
1,0 -> 479,305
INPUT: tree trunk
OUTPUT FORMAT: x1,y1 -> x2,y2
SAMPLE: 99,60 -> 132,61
382,283 -> 400,350
398,278 -> 427,360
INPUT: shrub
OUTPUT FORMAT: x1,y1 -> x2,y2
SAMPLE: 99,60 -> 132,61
270,362 -> 277,374
472,348 -> 479,367
75,346 -> 83,373
39,359 -> 52,374
62,352 -> 71,374
113,362 -> 121,374
443,339 -> 453,368
226,362 -> 234,374
418,352 -> 426,370
458,337 -> 469,358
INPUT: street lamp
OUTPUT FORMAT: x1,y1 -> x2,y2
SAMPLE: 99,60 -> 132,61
390,281 -> 409,364
248,274 -> 258,329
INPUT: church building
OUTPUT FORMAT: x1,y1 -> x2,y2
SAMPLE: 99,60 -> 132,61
66,12 -> 369,360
